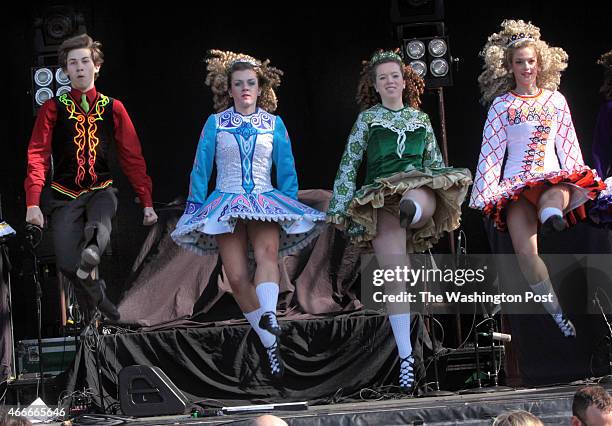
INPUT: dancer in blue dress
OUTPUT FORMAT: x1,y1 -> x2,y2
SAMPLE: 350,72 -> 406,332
172,50 -> 325,379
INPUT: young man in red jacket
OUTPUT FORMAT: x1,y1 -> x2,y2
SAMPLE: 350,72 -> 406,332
24,33 -> 157,320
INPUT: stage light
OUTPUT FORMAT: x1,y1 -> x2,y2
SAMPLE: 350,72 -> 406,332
402,35 -> 453,88
34,88 -> 54,106
56,86 -> 71,97
428,38 -> 447,57
409,60 -> 427,77
55,68 -> 70,86
430,58 -> 449,77
406,40 -> 426,59
31,66 -> 72,114
33,68 -> 53,87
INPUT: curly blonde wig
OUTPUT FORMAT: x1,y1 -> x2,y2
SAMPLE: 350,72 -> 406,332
205,49 -> 283,113
356,48 -> 425,111
598,50 -> 612,100
493,410 -> 544,426
478,20 -> 568,105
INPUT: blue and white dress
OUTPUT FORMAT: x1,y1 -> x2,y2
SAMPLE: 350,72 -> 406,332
172,107 -> 325,256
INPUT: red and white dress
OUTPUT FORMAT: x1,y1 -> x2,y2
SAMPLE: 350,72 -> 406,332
469,89 -> 605,230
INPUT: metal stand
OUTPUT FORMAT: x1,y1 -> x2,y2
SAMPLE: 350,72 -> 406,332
82,311 -> 106,413
459,317 -> 513,394
435,87 -> 455,255
1,226 -> 17,380
24,223 -> 46,400
593,289 -> 612,379
421,315 -> 454,397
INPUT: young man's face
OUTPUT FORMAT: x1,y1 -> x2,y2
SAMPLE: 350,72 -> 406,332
65,48 -> 100,92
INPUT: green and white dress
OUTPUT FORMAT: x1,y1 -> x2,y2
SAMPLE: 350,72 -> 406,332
327,104 -> 472,252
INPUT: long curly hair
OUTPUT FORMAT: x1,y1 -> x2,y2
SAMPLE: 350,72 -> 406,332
598,50 -> 612,100
478,19 -> 568,105
356,48 -> 425,111
205,49 -> 283,113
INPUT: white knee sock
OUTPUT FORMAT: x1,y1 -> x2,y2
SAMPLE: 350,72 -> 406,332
256,282 -> 279,313
244,308 -> 276,348
529,278 -> 562,316
411,201 -> 423,225
403,198 -> 423,225
389,313 -> 413,359
539,207 -> 563,224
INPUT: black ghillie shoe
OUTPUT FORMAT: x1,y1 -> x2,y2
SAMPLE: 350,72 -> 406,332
541,215 -> 567,237
264,339 -> 284,379
81,278 -> 120,321
553,313 -> 576,338
76,245 -> 101,279
259,311 -> 282,336
399,355 -> 415,394
399,199 -> 417,228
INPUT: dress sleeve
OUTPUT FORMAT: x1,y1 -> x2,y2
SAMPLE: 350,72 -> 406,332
327,112 -> 369,224
421,113 -> 445,168
187,115 -> 217,205
272,116 -> 298,199
592,102 -> 612,179
469,101 -> 508,210
553,92 -> 585,171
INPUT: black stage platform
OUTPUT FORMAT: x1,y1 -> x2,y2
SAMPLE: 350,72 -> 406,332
25,383 -> 608,425
0,310 -> 586,425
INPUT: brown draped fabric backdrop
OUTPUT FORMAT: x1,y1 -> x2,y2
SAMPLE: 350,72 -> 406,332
116,190 -> 365,329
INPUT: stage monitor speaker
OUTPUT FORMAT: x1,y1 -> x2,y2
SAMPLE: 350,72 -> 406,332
119,365 -> 190,417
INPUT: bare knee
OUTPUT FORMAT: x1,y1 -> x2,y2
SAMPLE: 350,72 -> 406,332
538,185 -> 570,209
225,269 -> 251,291
254,243 -> 278,265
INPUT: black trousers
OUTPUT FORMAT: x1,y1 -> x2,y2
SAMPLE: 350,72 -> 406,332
46,187 -> 118,281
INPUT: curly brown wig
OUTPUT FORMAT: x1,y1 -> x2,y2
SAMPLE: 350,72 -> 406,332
356,48 -> 425,111
598,50 -> 612,100
205,49 -> 283,113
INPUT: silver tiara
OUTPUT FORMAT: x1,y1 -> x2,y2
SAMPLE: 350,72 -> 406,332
506,33 -> 535,47
229,57 -> 261,67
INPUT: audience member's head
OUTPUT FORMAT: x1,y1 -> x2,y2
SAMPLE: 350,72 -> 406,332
493,409 -> 544,425
0,410 -> 33,426
572,385 -> 612,426
251,414 -> 288,426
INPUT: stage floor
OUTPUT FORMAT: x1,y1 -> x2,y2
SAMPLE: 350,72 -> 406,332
50,382 -> 606,425
5,310 -> 608,424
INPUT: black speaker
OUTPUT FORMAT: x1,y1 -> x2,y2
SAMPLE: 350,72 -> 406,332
118,365 -> 190,417
390,0 -> 444,24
